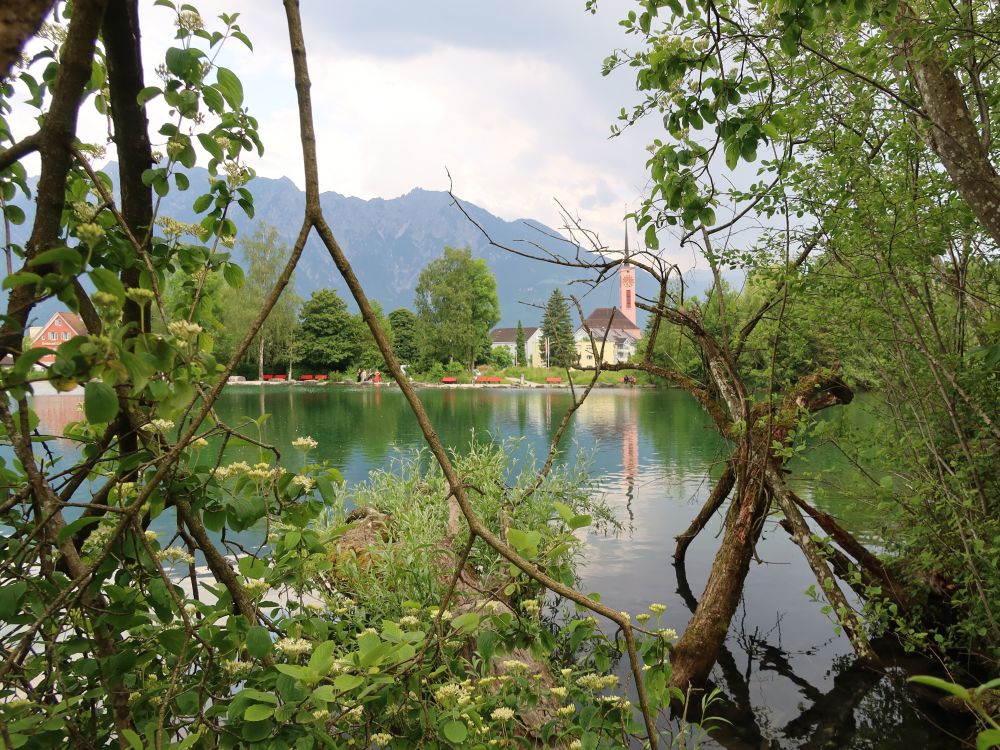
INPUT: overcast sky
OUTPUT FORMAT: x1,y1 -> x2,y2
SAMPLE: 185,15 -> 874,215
13,2 -> 702,264
143,2 -> 680,251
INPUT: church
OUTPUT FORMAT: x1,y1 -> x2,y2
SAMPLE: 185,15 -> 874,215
574,263 -> 642,366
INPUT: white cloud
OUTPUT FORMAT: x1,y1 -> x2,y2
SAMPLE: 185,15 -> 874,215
15,1 -> 688,263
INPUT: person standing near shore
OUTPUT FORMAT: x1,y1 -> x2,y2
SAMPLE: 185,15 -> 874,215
374,369 -> 381,384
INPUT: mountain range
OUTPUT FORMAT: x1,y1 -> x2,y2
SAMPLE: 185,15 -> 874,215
12,164 -> 715,328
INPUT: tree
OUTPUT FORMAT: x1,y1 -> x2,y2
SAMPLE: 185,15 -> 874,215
388,307 -> 420,363
540,289 -> 576,368
515,320 -> 526,367
297,288 -> 360,372
413,246 -> 500,370
352,300 -> 389,370
223,223 -> 301,380
0,5 -> 668,748
489,345 -> 513,369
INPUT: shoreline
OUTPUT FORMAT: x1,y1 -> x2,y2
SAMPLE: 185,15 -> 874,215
225,378 -> 659,390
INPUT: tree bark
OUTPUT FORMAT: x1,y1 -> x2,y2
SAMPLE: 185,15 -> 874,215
0,0 -> 56,79
1,0 -> 107,357
895,2 -> 1000,247
669,477 -> 771,690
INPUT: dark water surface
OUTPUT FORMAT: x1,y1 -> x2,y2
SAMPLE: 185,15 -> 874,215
35,384 -> 967,748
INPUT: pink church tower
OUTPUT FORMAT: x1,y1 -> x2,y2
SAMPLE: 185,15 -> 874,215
619,226 -> 637,325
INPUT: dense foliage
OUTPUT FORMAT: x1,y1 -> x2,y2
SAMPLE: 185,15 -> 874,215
414,246 -> 501,371
540,289 -> 576,369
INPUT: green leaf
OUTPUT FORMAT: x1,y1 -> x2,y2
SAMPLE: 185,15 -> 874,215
246,626 -> 272,659
507,528 -> 541,558
0,582 -> 27,620
4,204 -> 25,225
90,268 -> 126,303
192,192 -> 214,213
450,612 -> 480,634
553,501 -> 574,524
84,381 -> 119,423
215,67 -> 244,109
2,272 -> 41,290
121,729 -> 143,750
244,704 -> 274,721
332,674 -> 364,692
57,516 -> 101,544
308,640 -> 336,675
908,675 -> 971,701
274,664 -> 320,684
442,720 -> 468,744
311,685 -> 338,703
977,728 -> 1000,750
137,86 -> 161,105
223,262 -> 245,288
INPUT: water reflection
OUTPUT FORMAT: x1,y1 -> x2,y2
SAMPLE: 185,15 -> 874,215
209,386 -> 963,747
32,392 -> 84,449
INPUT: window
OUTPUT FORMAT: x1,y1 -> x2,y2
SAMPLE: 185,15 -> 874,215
62,332 -> 70,340
625,290 -> 632,307
49,332 -> 57,340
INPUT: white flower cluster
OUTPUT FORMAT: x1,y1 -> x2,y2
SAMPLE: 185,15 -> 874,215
73,201 -> 99,222
575,673 -> 619,690
156,546 -> 195,565
242,579 -> 270,598
291,475 -> 316,492
214,461 -> 283,483
223,161 -> 251,188
490,706 -> 515,721
222,659 -> 253,679
167,320 -> 202,340
433,683 -> 471,708
501,659 -> 528,674
399,615 -> 420,629
370,733 -> 393,747
649,603 -> 666,615
76,223 -> 105,247
125,287 -> 156,305
291,436 -> 318,450
275,637 -> 312,657
142,419 -> 175,433
176,10 -> 204,31
598,695 -> 631,709
156,216 -> 204,240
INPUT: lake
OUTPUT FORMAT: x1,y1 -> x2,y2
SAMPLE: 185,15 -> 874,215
33,384 -> 962,748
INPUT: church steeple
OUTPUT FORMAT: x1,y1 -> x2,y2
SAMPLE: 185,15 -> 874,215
620,223 -> 636,324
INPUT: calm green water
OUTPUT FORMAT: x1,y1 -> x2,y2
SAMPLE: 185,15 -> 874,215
33,384 -> 960,748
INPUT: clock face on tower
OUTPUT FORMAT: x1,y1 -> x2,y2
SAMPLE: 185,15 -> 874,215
622,275 -> 634,289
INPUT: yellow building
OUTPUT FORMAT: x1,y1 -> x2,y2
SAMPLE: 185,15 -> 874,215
574,264 -> 642,366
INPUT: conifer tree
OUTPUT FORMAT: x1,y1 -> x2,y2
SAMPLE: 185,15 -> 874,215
515,320 -> 526,366
541,289 -> 576,368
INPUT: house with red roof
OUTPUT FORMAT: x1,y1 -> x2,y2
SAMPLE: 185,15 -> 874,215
29,311 -> 87,365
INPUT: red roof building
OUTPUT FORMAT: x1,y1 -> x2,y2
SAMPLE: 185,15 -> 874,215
30,311 -> 87,365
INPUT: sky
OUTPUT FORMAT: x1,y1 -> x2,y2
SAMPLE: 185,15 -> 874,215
124,0 -> 685,261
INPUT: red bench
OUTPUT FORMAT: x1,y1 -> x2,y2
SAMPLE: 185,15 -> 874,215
545,377 -> 561,383
314,374 -> 328,381
441,376 -> 458,384
272,374 -> 286,381
476,376 -> 502,384
299,374 -> 314,380
262,374 -> 272,380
